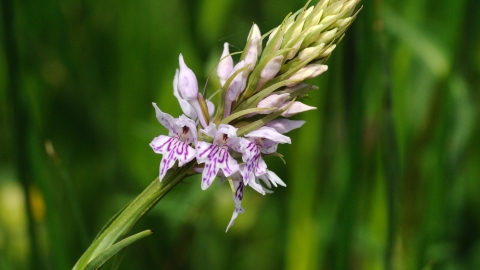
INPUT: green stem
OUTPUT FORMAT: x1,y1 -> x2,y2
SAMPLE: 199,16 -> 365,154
73,161 -> 196,269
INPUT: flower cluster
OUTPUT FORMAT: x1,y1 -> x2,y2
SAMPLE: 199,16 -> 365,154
150,0 -> 360,231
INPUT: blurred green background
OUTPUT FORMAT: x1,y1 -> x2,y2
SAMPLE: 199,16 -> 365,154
1,0 -> 479,269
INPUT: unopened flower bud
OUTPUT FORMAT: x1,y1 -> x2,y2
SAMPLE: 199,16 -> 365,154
267,27 -> 283,52
286,64 -> 328,87
257,93 -> 290,111
298,43 -> 325,61
342,0 -> 360,15
305,6 -> 324,28
318,44 -> 336,58
226,61 -> 247,102
301,24 -> 327,49
244,37 -> 259,72
224,61 -> 247,117
257,55 -> 284,90
303,6 -> 314,19
217,43 -> 234,87
280,101 -> 316,117
325,1 -> 344,16
316,28 -> 338,45
266,119 -> 306,134
288,19 -> 305,41
178,54 -> 198,100
261,55 -> 284,80
334,17 -> 352,29
285,35 -> 306,60
249,24 -> 262,55
320,14 -> 342,27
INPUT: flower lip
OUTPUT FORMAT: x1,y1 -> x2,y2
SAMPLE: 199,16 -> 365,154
196,124 -> 241,190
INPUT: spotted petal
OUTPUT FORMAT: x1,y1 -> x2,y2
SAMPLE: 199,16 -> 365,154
196,141 -> 239,190
226,180 -> 245,232
152,103 -> 181,135
150,135 -> 196,181
239,138 -> 268,184
258,170 -> 286,187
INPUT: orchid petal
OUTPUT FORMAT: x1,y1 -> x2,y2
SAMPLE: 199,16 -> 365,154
173,69 -> 180,98
201,123 -> 218,138
196,141 -> 239,190
257,94 -> 290,110
266,119 -> 305,134
266,170 -> 286,187
261,139 -> 279,154
152,103 -> 180,135
280,101 -> 317,117
216,124 -> 239,146
176,115 -> 198,145
247,176 -> 267,195
150,135 -> 196,181
258,174 -> 272,188
244,126 -> 291,144
256,157 -> 267,176
239,139 -> 259,183
226,180 -> 245,232
178,98 -> 198,119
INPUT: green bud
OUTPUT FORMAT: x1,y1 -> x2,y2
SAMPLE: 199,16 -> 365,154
316,28 -> 338,44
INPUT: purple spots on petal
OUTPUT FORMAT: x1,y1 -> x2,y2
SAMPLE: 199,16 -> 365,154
156,137 -> 196,179
235,181 -> 244,200
199,144 -> 214,158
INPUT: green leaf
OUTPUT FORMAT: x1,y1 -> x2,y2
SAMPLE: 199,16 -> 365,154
220,107 -> 278,125
84,230 -> 153,270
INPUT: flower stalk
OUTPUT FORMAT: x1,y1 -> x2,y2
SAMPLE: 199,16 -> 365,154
73,161 -> 196,269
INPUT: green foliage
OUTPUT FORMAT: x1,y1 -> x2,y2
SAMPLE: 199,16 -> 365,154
1,0 -> 479,269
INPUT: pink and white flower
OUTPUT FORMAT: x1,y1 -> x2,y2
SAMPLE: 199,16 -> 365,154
239,127 -> 291,184
196,124 -> 241,190
150,103 -> 197,181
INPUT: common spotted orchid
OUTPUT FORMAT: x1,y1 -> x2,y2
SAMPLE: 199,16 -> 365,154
150,103 -> 197,181
74,2 -> 362,268
196,124 -> 240,190
147,0 -> 361,231
239,127 -> 291,185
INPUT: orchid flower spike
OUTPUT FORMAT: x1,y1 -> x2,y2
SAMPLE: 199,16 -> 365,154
147,0 -> 361,232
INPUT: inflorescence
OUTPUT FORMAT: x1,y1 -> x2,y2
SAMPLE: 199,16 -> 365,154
150,0 -> 361,231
